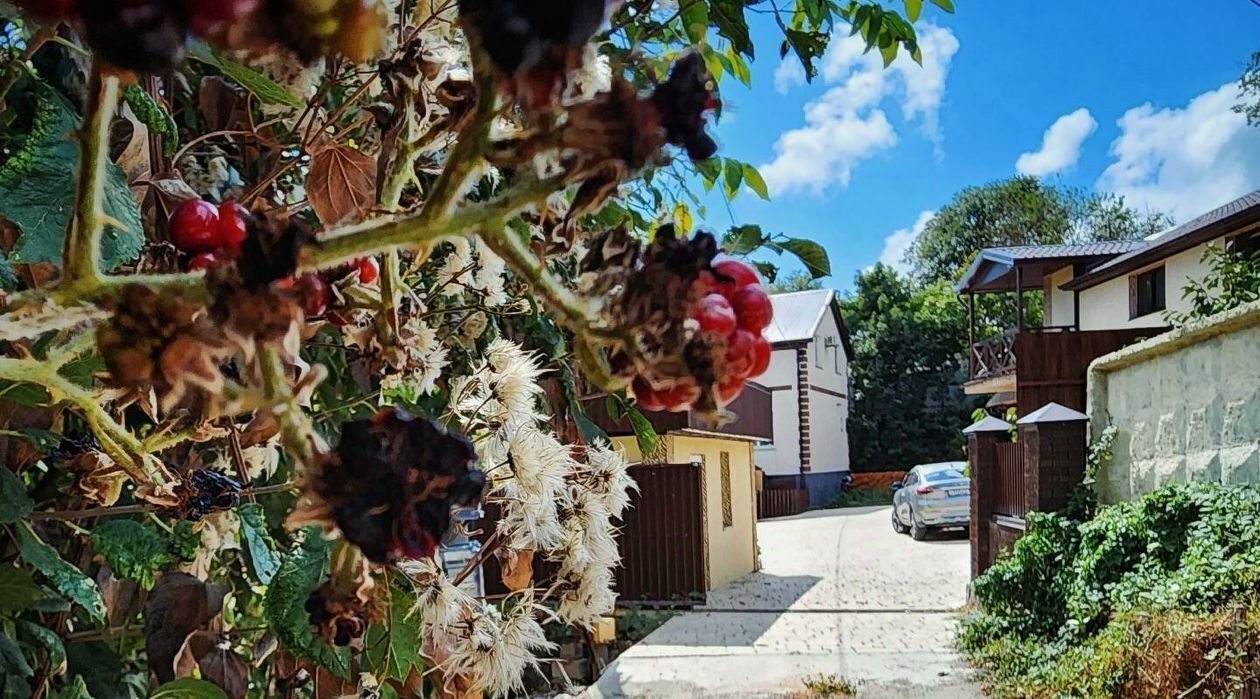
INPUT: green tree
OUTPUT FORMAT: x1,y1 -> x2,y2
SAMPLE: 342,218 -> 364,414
908,176 -> 1172,283
842,265 -> 979,470
1235,48 -> 1260,127
766,269 -> 823,293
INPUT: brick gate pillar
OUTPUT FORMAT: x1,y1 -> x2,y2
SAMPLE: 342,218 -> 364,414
964,416 -> 1015,580
1017,402 -> 1089,514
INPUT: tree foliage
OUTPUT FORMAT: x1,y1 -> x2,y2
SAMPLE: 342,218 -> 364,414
842,265 -> 977,470
908,176 -> 1172,283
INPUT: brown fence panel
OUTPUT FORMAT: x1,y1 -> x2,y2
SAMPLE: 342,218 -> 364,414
616,463 -> 707,604
757,487 -> 810,519
1016,327 -> 1165,416
479,462 -> 708,606
993,441 -> 1024,519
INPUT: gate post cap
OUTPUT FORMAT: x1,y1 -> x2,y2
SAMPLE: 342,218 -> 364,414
1016,402 -> 1088,425
963,416 -> 1014,434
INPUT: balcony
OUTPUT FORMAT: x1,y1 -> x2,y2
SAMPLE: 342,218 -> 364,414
583,382 -> 774,442
970,329 -> 1018,385
965,327 -> 1165,415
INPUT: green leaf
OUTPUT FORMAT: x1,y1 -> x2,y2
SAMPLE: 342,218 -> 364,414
151,678 -> 230,699
187,42 -> 304,109
0,468 -> 33,524
264,529 -> 352,679
723,159 -> 744,198
680,0 -> 710,45
930,0 -> 955,12
382,587 -> 422,681
48,675 -> 90,699
742,164 -> 770,200
725,49 -> 752,87
711,0 -> 754,57
904,0 -> 923,22
66,642 -> 132,699
0,381 -> 51,407
16,521 -> 106,623
90,520 -> 174,590
0,634 -> 32,678
0,83 -> 144,271
775,237 -> 832,278
238,503 -> 282,585
17,621 -> 67,676
573,408 -> 610,446
723,224 -> 766,255
627,407 -> 660,457
753,261 -> 779,283
0,565 -> 44,614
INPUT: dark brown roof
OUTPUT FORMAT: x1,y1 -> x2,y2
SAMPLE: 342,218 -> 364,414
956,242 -> 1146,294
1063,190 -> 1260,291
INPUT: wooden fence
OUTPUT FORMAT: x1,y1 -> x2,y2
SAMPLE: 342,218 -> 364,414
757,487 -> 811,519
478,462 -> 709,606
993,441 -> 1024,519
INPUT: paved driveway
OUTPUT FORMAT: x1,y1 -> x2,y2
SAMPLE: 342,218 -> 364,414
587,506 -> 982,698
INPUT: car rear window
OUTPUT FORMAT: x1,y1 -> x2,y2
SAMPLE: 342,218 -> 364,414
923,467 -> 966,482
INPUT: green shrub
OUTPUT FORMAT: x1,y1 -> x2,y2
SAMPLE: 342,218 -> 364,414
827,488 -> 893,509
961,482 -> 1260,697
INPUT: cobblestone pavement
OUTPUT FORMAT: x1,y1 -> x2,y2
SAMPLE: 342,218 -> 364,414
586,506 -> 984,698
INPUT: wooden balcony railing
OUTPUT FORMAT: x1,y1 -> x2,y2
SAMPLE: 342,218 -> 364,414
970,329 -> 1017,382
583,381 -> 774,442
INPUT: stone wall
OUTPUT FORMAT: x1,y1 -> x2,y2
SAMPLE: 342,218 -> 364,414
1087,300 -> 1260,503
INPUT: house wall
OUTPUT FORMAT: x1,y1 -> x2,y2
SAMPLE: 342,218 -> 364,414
755,347 -> 802,477
611,433 -> 760,590
1087,299 -> 1260,503
1077,237 -> 1226,331
805,311 -> 851,475
1044,265 -> 1077,328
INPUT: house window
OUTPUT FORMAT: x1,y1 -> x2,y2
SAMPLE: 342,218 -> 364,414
1229,231 -> 1260,259
1130,266 -> 1166,318
814,342 -> 823,368
720,451 -> 733,528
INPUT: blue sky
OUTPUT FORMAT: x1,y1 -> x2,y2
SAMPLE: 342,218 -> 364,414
694,1 -> 1260,292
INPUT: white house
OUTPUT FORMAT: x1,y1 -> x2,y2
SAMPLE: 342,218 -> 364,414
956,189 -> 1260,415
756,289 -> 854,506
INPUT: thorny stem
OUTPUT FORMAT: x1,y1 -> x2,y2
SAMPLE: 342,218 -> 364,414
60,68 -> 121,289
259,345 -> 323,470
27,482 -> 297,522
414,56 -> 499,227
0,356 -> 169,486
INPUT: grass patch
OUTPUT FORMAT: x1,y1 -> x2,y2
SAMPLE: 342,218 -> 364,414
796,674 -> 857,697
827,488 -> 893,509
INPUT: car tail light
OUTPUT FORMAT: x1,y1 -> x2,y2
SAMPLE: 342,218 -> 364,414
915,486 -> 936,495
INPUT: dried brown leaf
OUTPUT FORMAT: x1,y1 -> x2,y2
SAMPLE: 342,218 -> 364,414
143,572 -> 227,683
307,145 -> 377,227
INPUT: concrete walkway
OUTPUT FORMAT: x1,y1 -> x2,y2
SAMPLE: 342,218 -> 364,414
587,506 -> 983,698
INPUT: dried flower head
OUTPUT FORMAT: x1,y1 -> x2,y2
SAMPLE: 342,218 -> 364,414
316,408 -> 486,564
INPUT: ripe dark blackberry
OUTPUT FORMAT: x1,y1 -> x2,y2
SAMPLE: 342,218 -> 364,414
180,469 -> 243,520
80,0 -> 190,73
319,408 -> 486,564
651,52 -> 720,162
460,0 -> 608,74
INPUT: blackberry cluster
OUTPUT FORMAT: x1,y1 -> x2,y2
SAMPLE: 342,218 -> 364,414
178,469 -> 243,521
651,53 -> 721,162
583,225 -> 773,414
318,408 -> 487,564
458,0 -> 611,107
21,0 -> 257,73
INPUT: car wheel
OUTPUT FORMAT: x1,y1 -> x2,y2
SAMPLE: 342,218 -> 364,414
910,510 -> 928,541
891,508 -> 909,534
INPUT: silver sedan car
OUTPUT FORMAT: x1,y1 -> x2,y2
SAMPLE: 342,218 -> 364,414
891,462 -> 970,540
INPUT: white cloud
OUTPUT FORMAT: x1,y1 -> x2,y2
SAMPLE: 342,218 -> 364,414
760,25 -> 960,196
1097,82 -> 1260,221
877,210 -> 935,273
1016,108 -> 1097,177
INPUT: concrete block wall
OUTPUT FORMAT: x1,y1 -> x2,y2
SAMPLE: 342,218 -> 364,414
1088,300 -> 1260,503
